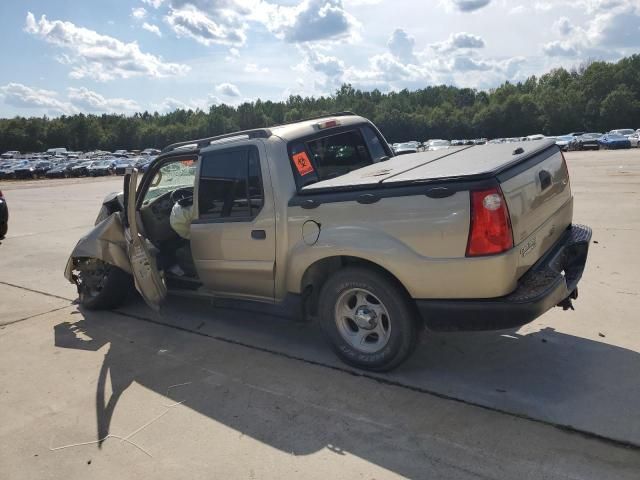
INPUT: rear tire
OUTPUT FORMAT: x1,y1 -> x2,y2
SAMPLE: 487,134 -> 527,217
318,266 -> 419,372
0,222 -> 7,239
75,258 -> 133,310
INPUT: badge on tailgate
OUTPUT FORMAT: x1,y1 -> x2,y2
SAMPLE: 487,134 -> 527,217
520,237 -> 537,257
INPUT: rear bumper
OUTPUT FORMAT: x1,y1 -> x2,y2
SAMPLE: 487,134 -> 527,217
417,224 -> 592,331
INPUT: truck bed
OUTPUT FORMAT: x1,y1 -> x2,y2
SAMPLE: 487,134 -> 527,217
301,140 -> 556,192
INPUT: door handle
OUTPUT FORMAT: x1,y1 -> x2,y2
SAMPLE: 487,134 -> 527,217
251,229 -> 266,240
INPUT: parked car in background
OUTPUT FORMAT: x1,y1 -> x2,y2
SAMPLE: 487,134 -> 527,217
575,133 -> 602,150
0,160 -> 28,179
46,147 -> 68,156
1,151 -> 20,160
13,164 -> 33,179
393,142 -> 419,155
114,159 -> 135,174
526,134 -> 545,141
70,161 -> 94,177
87,160 -> 115,176
141,148 -> 161,156
598,133 -> 631,149
627,132 -> 639,148
609,129 -> 635,137
0,189 -> 8,238
555,135 -> 577,152
46,162 -> 73,178
426,139 -> 452,151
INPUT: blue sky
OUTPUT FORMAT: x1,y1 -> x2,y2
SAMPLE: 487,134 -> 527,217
1,0 -> 639,118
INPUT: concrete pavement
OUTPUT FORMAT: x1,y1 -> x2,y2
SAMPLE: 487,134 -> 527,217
1,151 -> 640,478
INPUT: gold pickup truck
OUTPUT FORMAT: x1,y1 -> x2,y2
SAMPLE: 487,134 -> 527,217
65,113 -> 591,371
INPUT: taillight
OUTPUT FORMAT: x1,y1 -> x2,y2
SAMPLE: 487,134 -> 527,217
466,187 -> 513,257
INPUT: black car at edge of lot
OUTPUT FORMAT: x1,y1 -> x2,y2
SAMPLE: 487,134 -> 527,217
0,190 -> 8,238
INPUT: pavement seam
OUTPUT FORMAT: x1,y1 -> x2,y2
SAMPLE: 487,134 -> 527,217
0,281 -> 75,302
111,308 -> 640,452
0,304 -> 74,327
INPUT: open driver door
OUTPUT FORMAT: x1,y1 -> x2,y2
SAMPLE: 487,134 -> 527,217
123,168 -> 167,311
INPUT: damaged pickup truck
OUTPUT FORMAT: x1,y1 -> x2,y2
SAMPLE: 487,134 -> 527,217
65,113 -> 591,371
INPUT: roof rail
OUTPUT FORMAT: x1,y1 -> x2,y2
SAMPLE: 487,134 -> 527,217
161,112 -> 357,153
161,128 -> 272,154
271,111 -> 357,128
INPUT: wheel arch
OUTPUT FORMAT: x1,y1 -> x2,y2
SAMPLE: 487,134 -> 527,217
299,255 -> 416,322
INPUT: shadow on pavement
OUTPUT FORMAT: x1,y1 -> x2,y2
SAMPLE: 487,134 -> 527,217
53,296 -> 640,471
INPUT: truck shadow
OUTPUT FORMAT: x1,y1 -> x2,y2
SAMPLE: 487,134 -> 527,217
53,298 -> 640,474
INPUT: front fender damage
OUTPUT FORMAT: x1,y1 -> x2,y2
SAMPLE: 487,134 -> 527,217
64,212 -> 132,284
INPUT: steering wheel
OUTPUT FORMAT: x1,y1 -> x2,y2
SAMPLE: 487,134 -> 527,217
170,187 -> 194,205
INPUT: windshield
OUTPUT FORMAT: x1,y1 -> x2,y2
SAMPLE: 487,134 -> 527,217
430,140 -> 450,146
143,159 -> 197,205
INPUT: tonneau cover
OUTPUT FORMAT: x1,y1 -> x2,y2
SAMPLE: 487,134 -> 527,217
302,140 -> 555,192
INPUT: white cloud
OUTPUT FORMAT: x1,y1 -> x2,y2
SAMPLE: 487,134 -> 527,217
431,32 -> 485,53
554,17 -> 573,36
131,7 -> 147,19
278,0 -> 359,43
443,0 -> 492,12
0,82 -> 77,115
216,82 -> 241,97
67,87 -> 141,113
142,0 -> 165,8
542,1 -> 640,58
387,29 -> 416,63
543,41 -> 579,57
165,4 -> 246,46
244,63 -> 269,73
142,22 -> 162,36
24,12 -> 189,81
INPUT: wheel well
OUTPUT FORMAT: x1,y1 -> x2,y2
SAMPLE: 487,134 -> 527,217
300,256 -> 413,319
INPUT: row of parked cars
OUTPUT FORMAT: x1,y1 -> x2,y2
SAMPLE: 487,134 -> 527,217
391,128 -> 640,155
550,129 -> 640,151
0,148 -> 160,180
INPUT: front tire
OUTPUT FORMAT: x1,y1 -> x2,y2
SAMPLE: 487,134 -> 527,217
74,258 -> 133,310
318,267 -> 419,371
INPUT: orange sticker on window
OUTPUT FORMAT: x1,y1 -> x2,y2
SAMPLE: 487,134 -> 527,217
292,151 -> 314,176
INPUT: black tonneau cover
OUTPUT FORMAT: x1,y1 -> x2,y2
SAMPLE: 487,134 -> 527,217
301,140 -> 556,193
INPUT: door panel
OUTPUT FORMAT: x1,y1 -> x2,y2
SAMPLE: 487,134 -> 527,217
190,142 -> 276,300
123,168 -> 167,310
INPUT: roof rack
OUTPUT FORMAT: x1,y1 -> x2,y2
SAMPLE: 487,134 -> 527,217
161,128 -> 272,154
161,112 -> 357,154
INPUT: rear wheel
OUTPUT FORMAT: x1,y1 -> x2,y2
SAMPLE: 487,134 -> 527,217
73,258 -> 133,310
0,222 -> 7,238
318,267 -> 419,371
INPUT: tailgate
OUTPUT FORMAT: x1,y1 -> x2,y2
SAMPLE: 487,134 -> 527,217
499,147 -> 572,271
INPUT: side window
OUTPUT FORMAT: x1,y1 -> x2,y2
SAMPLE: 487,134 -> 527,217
361,125 -> 389,162
198,146 -> 263,220
306,130 -> 373,181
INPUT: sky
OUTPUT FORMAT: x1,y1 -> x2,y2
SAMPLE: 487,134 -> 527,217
0,0 -> 639,118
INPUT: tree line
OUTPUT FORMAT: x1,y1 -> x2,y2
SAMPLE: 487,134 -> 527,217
1,54 -> 640,153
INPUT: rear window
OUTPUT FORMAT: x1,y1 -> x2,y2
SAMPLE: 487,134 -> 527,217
306,130 -> 373,181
